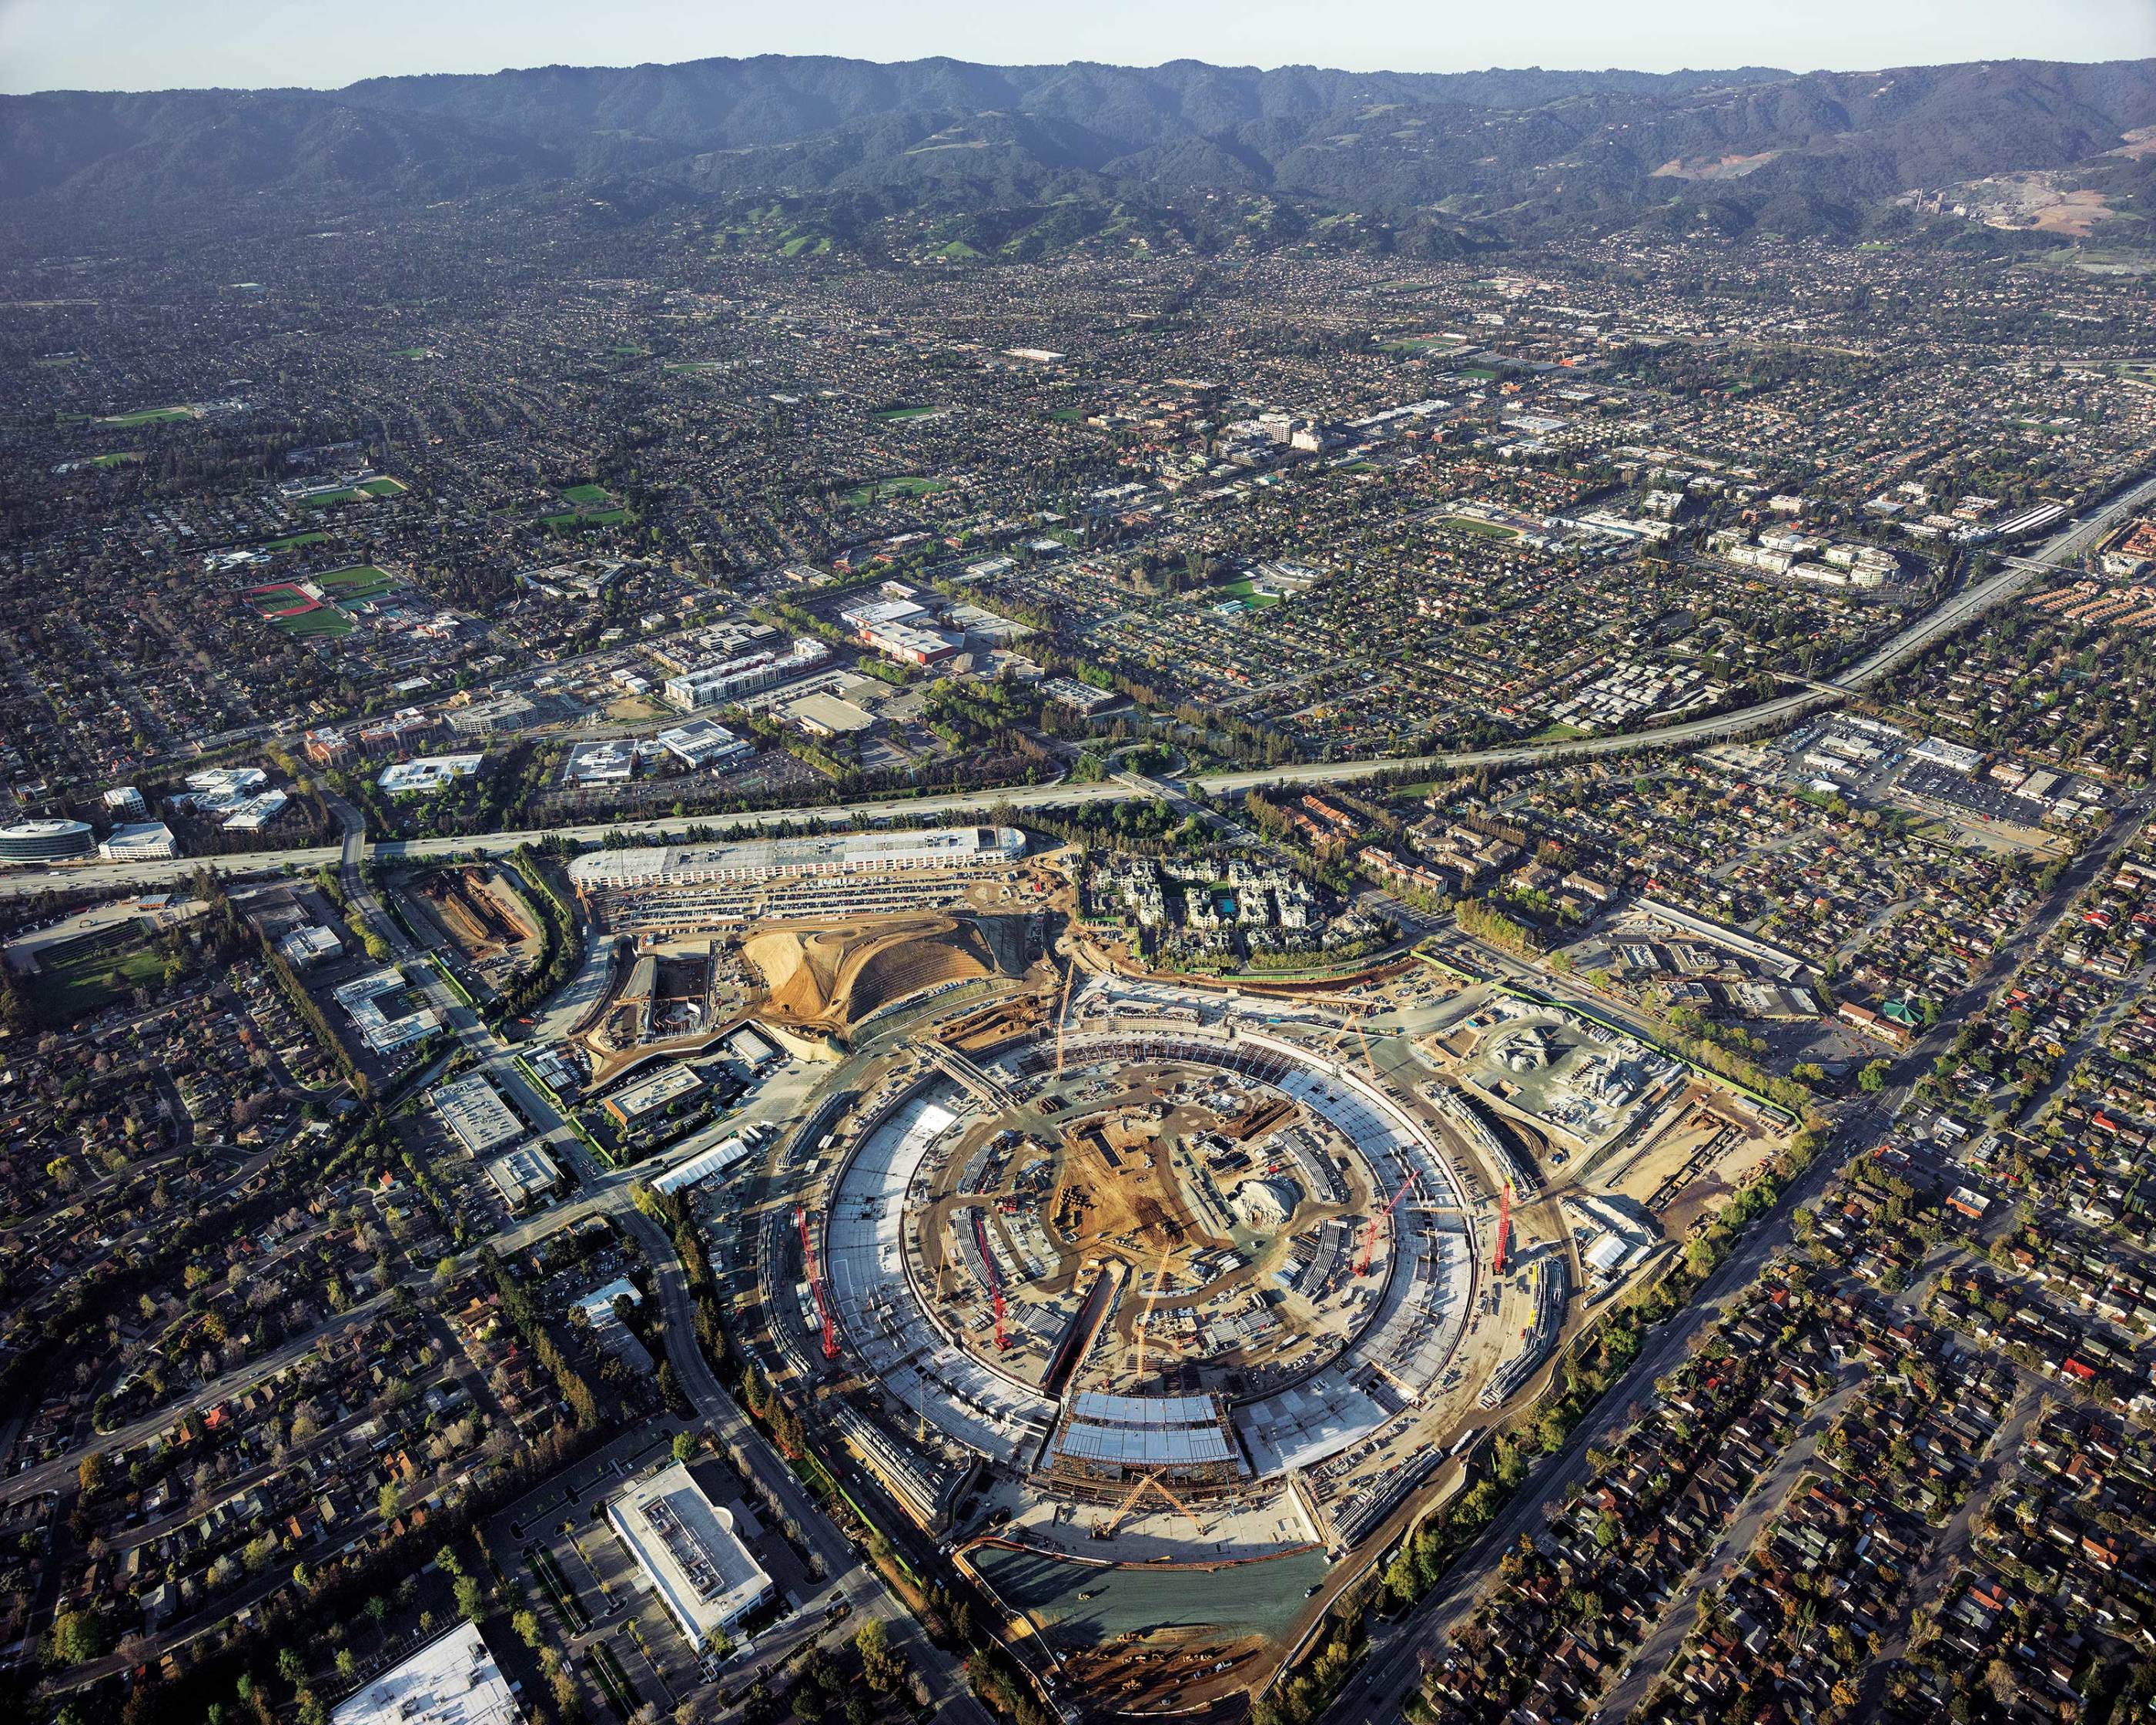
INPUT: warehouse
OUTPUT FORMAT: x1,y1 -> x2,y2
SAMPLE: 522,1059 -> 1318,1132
431,1073 -> 524,1156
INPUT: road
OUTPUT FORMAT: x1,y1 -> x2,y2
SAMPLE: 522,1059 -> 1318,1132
1584,1369 -> 1869,1724
10,467 -> 2152,905
1323,753 -> 2143,1725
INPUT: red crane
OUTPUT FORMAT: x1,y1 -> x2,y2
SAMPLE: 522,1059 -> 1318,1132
973,1211 -> 1012,1351
1355,1170 -> 1418,1277
796,1205 -> 839,1361
1493,1180 -> 1514,1277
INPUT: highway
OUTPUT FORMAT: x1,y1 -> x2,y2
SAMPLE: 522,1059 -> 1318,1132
8,467 -> 2150,906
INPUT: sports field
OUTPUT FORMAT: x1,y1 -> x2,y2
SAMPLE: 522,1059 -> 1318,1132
543,507 -> 628,528
560,484 -> 611,505
872,404 -> 938,423
244,582 -> 357,638
360,477 -> 407,496
301,487 -> 367,507
265,531 -> 329,551
316,564 -> 395,599
89,451 -> 144,467
843,476 -> 949,507
99,405 -> 195,427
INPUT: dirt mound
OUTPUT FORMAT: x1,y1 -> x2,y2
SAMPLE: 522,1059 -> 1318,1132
742,913 -> 1015,1033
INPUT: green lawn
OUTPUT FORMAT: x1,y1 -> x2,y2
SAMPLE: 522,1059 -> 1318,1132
89,451 -> 144,467
300,488 -> 367,507
542,507 -> 628,528
99,406 -> 194,427
28,940 -> 170,1024
843,476 -> 949,507
360,477 -> 407,497
274,608 -> 357,638
264,531 -> 329,551
560,484 -> 611,505
317,564 -> 395,598
872,405 -> 937,423
1220,578 -> 1281,609
389,346 -> 430,359
1439,515 -> 1521,539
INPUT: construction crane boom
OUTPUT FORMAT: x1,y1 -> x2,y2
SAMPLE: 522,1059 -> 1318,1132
1355,1169 -> 1418,1277
796,1205 -> 839,1361
973,1210 -> 1011,1351
1493,1179 -> 1513,1277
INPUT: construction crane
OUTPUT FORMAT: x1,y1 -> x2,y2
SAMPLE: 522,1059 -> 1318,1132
970,1211 -> 1012,1352
1356,1170 -> 1418,1277
795,1205 -> 839,1361
1353,1007 -> 1385,1088
1493,1179 -> 1514,1277
1130,1240 -> 1175,1381
1099,1471 -> 1207,1538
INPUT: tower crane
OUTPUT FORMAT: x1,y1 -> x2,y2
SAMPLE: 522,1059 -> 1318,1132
796,1205 -> 839,1360
1355,1169 -> 1418,1277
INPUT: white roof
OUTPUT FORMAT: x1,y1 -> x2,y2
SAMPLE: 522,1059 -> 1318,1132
608,1462 -> 772,1640
330,1623 -> 517,1725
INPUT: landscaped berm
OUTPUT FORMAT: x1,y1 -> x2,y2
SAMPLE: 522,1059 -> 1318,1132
742,912 -> 1023,1036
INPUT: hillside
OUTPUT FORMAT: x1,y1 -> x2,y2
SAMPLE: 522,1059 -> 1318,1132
5,52 -> 2154,248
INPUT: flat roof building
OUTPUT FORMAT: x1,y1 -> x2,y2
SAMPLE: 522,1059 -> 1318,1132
99,821 -> 178,861
608,1462 -> 774,1648
568,824 -> 1025,893
432,1074 -> 524,1157
380,754 -> 485,796
654,717 -> 752,770
330,1623 -> 518,1725
486,1143 -> 561,1212
787,692 -> 879,739
333,969 -> 439,1053
278,924 -> 344,967
602,1062 -> 705,1128
563,739 -> 638,786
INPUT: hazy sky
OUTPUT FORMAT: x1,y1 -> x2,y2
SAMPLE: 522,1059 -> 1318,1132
2,0 -> 2151,94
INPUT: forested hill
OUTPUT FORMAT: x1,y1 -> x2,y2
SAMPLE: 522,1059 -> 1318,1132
5,53 -> 2154,250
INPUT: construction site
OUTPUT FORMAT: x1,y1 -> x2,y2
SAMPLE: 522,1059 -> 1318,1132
733,958 -> 1708,1717
403,863 -> 546,995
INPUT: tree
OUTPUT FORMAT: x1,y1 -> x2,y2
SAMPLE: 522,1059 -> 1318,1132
47,1608 -> 105,1666
1859,1060 -> 1890,1093
673,1432 -> 697,1465
454,1575 -> 485,1621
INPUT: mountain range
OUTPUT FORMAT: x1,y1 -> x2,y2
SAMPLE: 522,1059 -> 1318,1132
5,53 -> 2154,250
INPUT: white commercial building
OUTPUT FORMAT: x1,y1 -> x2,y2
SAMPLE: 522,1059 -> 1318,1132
608,1462 -> 774,1647
99,821 -> 179,860
333,969 -> 438,1053
431,1073 -> 524,1157
569,824 -> 1025,893
654,717 -> 752,769
331,1623 -> 517,1725
380,754 -> 485,796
